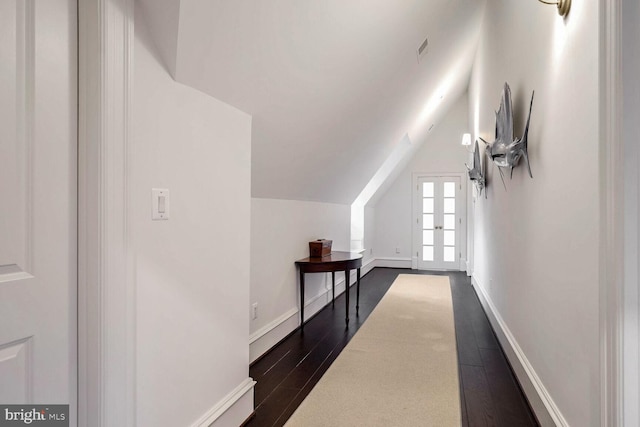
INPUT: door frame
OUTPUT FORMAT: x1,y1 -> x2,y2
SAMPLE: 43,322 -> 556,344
412,172 -> 467,271
78,0 -> 136,425
620,0 -> 640,424
601,0 -> 625,425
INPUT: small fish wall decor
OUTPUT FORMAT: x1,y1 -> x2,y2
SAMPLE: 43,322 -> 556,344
466,139 -> 486,198
480,82 -> 534,189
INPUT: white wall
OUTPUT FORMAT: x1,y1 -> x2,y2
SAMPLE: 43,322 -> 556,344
468,0 -> 600,425
363,206 -> 376,265
132,11 -> 253,427
250,198 -> 356,361
373,94 -> 469,265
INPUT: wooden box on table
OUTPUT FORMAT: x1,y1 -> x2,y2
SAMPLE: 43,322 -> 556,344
309,239 -> 332,257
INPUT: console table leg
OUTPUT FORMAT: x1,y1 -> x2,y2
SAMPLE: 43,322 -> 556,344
356,267 -> 361,315
345,269 -> 350,325
300,270 -> 305,330
331,272 -> 335,307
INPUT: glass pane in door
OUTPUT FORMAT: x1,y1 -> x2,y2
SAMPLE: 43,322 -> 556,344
423,198 -> 434,213
443,198 -> 455,214
423,214 -> 434,230
423,182 -> 434,197
442,181 -> 457,265
443,182 -> 456,198
423,230 -> 434,245
443,214 -> 455,230
443,230 -> 455,246
422,181 -> 435,263
443,246 -> 455,262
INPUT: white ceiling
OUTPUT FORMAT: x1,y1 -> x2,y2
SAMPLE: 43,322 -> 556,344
139,0 -> 485,204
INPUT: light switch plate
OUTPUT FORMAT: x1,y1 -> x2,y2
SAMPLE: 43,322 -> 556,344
152,188 -> 170,220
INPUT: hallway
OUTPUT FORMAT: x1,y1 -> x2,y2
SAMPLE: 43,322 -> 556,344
248,268 -> 537,426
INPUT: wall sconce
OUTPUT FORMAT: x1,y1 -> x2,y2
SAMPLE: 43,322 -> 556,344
538,0 -> 571,17
461,133 -> 471,146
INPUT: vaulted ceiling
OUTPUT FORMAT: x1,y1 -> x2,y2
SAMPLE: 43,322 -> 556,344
138,0 -> 485,204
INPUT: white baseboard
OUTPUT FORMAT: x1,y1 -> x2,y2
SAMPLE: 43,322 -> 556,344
375,257 -> 412,268
249,308 -> 299,363
191,378 -> 255,427
471,276 -> 568,427
249,257 -> 377,363
361,256 -> 376,276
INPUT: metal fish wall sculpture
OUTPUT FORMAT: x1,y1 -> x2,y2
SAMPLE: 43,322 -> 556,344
480,82 -> 534,189
466,139 -> 486,198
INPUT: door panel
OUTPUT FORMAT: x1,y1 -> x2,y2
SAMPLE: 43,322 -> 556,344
0,338 -> 31,403
420,180 -> 436,264
0,0 -> 30,279
440,178 -> 459,268
0,0 -> 77,416
417,176 -> 461,270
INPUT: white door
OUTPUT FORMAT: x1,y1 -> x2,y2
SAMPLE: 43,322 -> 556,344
0,0 -> 77,419
417,176 -> 462,270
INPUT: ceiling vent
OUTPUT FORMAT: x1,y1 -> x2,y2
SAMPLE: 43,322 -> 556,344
417,37 -> 429,62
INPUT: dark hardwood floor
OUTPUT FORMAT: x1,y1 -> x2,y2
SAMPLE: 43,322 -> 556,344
246,268 -> 538,427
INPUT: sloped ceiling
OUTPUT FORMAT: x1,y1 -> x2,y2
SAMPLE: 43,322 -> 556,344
138,0 -> 485,205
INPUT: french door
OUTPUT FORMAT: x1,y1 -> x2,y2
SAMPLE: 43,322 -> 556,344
417,176 -> 462,270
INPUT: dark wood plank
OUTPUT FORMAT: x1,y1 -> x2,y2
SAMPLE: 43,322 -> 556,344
461,364 -> 498,427
466,290 -> 500,350
253,331 -> 331,405
480,348 -> 538,426
449,273 -> 484,366
278,326 -> 349,390
249,386 -> 301,427
453,310 -> 484,366
460,365 -> 470,427
472,315 -> 501,350
273,338 -> 348,426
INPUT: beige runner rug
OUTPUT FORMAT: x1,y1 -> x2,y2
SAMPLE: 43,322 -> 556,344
285,274 -> 461,427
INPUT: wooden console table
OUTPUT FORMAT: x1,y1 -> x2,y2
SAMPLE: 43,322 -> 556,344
295,251 -> 363,329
